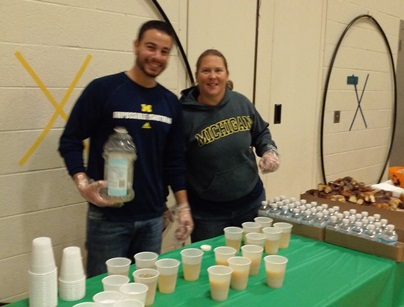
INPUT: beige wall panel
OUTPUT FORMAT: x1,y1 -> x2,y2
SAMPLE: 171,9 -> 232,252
262,0 -> 325,198
325,147 -> 387,174
1,44 -> 132,88
0,254 -> 30,302
323,128 -> 391,154
325,87 -> 394,110
0,89 -> 79,131
0,131 -> 67,174
324,108 -> 393,135
187,0 -> 256,100
0,203 -> 86,259
327,0 -> 368,24
330,164 -> 385,184
1,1 -> 148,50
0,169 -> 82,217
326,70 -> 395,91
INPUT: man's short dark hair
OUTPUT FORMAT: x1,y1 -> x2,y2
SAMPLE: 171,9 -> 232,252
137,20 -> 174,41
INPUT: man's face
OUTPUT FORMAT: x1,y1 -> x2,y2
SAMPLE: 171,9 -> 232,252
134,29 -> 173,78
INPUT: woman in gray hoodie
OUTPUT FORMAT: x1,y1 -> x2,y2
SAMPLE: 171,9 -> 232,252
180,49 -> 280,242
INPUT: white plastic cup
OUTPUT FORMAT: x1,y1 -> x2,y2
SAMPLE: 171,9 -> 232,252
223,227 -> 244,252
227,256 -> 251,291
242,221 -> 261,234
207,265 -> 233,302
134,252 -> 158,269
30,237 -> 56,274
262,227 -> 282,254
180,248 -> 204,281
214,246 -> 237,266
113,299 -> 144,307
264,255 -> 288,288
93,291 -> 124,307
59,246 -> 85,282
133,268 -> 159,306
254,216 -> 273,229
245,232 -> 266,247
273,222 -> 293,248
155,258 -> 180,294
241,244 -> 263,276
106,257 -> 132,276
58,275 -> 86,301
119,282 -> 148,304
102,275 -> 130,292
29,268 -> 58,307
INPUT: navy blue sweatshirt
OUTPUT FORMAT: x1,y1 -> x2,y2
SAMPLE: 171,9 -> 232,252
59,72 -> 186,221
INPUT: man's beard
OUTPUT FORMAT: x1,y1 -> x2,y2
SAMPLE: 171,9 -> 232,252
136,57 -> 166,78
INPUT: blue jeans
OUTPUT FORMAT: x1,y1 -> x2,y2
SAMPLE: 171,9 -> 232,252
86,206 -> 163,277
191,190 -> 265,243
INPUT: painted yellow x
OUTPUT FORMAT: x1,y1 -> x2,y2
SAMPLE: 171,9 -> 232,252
15,51 -> 92,165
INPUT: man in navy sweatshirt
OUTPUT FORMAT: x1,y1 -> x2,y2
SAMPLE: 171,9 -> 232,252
59,20 -> 193,277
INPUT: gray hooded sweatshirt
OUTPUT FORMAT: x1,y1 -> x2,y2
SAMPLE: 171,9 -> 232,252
180,86 -> 277,207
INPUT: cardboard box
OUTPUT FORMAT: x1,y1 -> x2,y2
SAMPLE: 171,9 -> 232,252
301,192 -> 404,262
325,229 -> 404,262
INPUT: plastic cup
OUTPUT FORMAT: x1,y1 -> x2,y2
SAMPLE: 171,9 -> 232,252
29,268 -> 58,307
207,265 -> 233,301
241,244 -> 263,276
242,221 -> 261,234
264,255 -> 288,288
58,275 -> 86,301
262,227 -> 282,254
245,232 -> 266,247
227,256 -> 251,291
59,246 -> 85,282
106,257 -> 132,276
254,216 -> 273,229
113,299 -> 144,307
30,237 -> 56,274
102,275 -> 130,292
119,282 -> 148,304
155,258 -> 180,294
93,291 -> 123,307
134,252 -> 158,269
214,246 -> 237,266
180,248 -> 204,281
273,222 -> 293,248
223,227 -> 244,252
133,268 -> 159,306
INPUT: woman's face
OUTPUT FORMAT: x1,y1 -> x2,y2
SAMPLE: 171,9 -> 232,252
195,55 -> 229,104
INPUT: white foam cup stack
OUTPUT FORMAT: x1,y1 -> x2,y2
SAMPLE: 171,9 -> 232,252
30,237 -> 56,274
59,246 -> 86,301
28,237 -> 58,307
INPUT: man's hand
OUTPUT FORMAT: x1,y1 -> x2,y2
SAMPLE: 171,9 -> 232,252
73,172 -> 123,207
175,203 -> 194,241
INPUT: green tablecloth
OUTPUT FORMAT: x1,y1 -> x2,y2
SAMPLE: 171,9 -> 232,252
8,235 -> 404,306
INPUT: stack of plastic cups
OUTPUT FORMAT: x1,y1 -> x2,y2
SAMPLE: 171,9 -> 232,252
29,237 -> 58,307
59,246 -> 86,301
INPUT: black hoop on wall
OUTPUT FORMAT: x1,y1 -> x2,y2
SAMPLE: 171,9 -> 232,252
152,0 -> 194,85
320,14 -> 397,184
